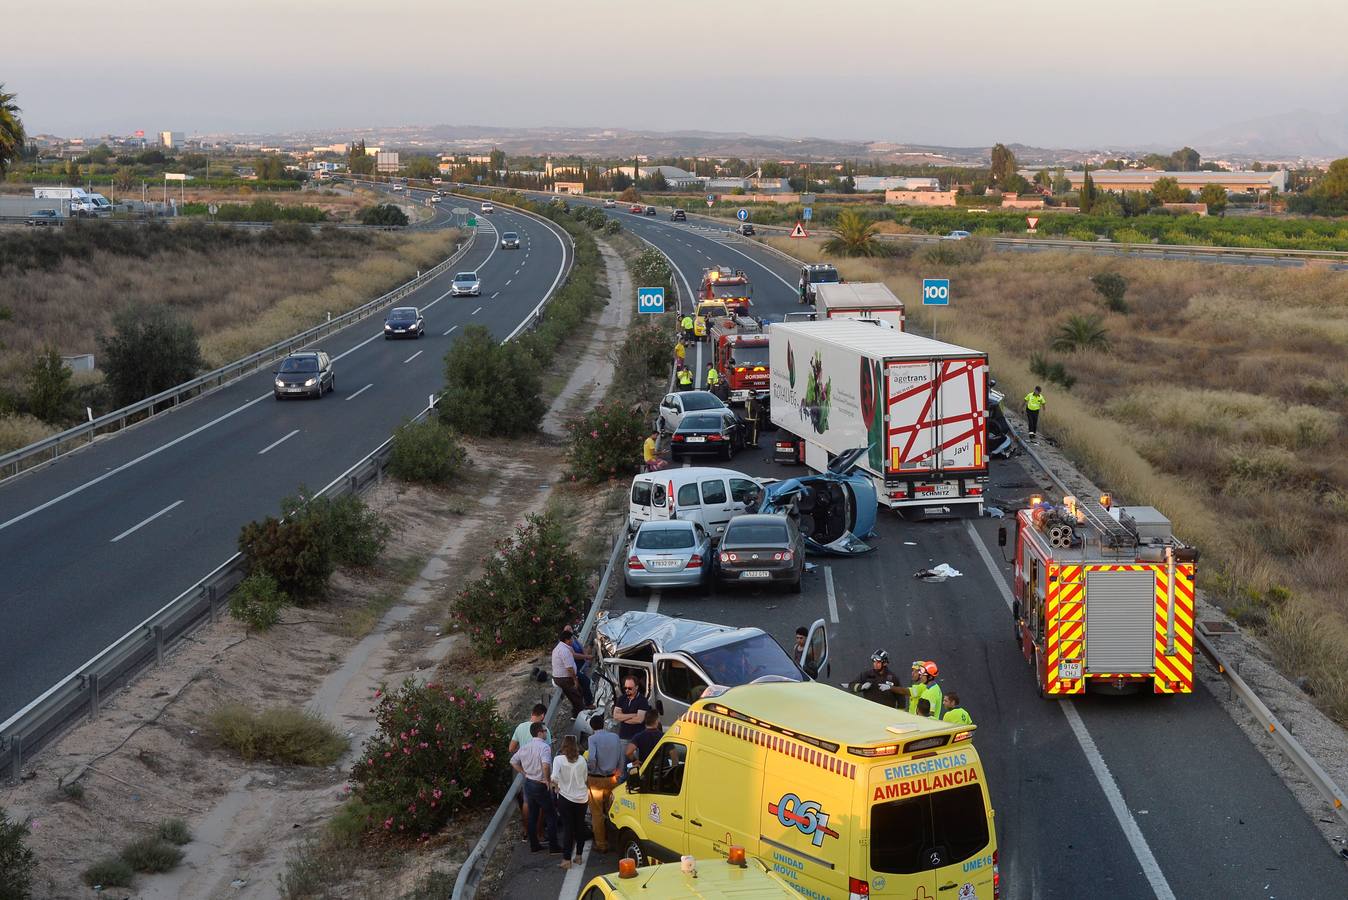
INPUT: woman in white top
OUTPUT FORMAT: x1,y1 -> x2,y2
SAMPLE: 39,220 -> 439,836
551,734 -> 589,867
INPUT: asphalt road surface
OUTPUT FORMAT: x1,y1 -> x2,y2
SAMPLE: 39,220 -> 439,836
0,197 -> 570,723
479,192 -> 1348,900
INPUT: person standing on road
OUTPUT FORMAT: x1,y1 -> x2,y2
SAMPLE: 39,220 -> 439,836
626,709 -> 664,764
612,677 -> 651,745
847,650 -> 902,708
941,691 -> 973,726
509,703 -> 552,844
674,339 -> 686,368
564,625 -> 594,709
705,364 -> 720,392
1024,386 -> 1045,439
585,714 -> 623,853
552,628 -> 586,720
916,661 -> 942,715
676,366 -> 694,391
551,734 -> 590,869
916,697 -> 932,718
681,314 -> 695,344
643,430 -> 661,472
793,626 -> 808,658
510,721 -> 561,854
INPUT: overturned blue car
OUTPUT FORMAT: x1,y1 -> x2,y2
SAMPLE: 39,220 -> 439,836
758,447 -> 877,555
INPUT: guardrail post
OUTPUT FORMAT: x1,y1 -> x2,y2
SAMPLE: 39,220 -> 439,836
88,673 -> 101,720
153,625 -> 165,666
9,735 -> 20,781
207,585 -> 218,623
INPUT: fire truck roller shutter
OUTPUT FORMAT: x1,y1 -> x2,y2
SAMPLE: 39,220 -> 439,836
1084,570 -> 1157,674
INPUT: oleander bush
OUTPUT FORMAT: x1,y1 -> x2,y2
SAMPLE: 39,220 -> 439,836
387,418 -> 468,485
566,400 -> 648,482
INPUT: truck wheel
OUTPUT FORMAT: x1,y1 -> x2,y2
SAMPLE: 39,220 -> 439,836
619,830 -> 649,867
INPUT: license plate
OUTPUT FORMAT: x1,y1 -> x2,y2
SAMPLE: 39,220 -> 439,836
740,570 -> 770,579
1058,661 -> 1082,679
649,559 -> 682,569
686,436 -> 706,443
285,387 -> 303,393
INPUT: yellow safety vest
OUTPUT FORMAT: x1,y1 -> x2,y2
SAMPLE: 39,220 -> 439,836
706,368 -> 720,385
677,369 -> 693,386
1024,392 -> 1045,411
942,707 -> 973,726
681,316 -> 693,330
642,437 -> 657,463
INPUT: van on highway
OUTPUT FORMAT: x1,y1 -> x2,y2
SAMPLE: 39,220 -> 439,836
609,681 -> 999,900
628,467 -> 762,539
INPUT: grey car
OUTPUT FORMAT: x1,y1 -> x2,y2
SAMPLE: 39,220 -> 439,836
451,271 -> 481,297
499,231 -> 520,249
714,514 -> 806,593
25,209 -> 62,226
656,390 -> 728,433
273,351 -> 334,399
624,520 -> 712,597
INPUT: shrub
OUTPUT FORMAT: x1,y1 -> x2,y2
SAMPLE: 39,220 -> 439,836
1090,272 -> 1128,313
1028,351 -> 1077,391
603,218 -> 621,235
387,418 -> 468,485
81,857 -> 134,889
119,836 -> 183,873
25,348 -> 75,425
823,210 -> 886,257
1050,314 -> 1111,353
156,818 -> 192,846
237,514 -> 334,604
348,679 -> 511,837
630,248 -> 672,290
282,490 -> 390,568
440,325 -> 544,437
453,513 -> 586,657
359,204 -> 408,226
98,305 -> 204,408
0,807 -> 37,899
209,704 -> 348,765
610,319 -> 675,404
567,401 -> 647,482
229,572 -> 288,630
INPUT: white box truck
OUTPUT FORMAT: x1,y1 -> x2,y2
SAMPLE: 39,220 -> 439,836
769,320 -> 989,517
33,187 -> 112,217
813,281 -> 905,330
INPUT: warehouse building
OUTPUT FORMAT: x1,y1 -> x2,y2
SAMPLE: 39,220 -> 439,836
1064,170 -> 1286,194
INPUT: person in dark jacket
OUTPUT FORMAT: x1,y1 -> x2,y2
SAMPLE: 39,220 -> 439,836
846,649 -> 903,708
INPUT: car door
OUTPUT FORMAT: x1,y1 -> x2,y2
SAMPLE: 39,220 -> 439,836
674,481 -> 704,530
319,353 -> 333,388
698,477 -> 736,538
728,477 -> 760,513
659,394 -> 680,432
800,618 -> 829,680
652,652 -> 715,724
634,739 -> 691,864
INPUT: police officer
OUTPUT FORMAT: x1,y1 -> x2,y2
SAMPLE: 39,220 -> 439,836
941,691 -> 973,726
1023,386 -> 1045,439
680,314 -> 695,344
847,650 -> 902,708
676,366 -> 694,391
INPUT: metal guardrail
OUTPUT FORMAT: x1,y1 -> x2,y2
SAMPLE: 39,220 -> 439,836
452,522 -> 628,900
0,232 -> 476,484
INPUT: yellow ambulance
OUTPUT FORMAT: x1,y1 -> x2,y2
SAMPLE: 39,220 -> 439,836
607,681 -> 1000,900
580,849 -> 800,898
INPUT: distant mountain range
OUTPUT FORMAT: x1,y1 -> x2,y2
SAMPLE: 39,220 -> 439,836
1191,109 -> 1348,159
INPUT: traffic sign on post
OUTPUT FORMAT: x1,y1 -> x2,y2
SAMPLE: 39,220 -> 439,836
922,278 -> 950,306
467,215 -> 477,227
736,208 -> 749,221
1027,216 -> 1039,233
789,222 -> 809,239
637,287 -> 666,315
803,207 -> 813,221
706,193 -> 715,203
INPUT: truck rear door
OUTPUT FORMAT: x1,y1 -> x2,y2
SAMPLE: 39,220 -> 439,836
885,358 -> 987,476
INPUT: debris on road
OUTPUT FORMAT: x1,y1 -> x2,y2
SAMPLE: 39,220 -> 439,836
914,564 -> 963,582
985,506 -> 1005,518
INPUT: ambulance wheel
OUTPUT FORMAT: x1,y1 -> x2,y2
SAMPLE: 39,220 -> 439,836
619,830 -> 649,867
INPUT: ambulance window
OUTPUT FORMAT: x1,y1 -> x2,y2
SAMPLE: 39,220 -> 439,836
870,797 -> 928,873
870,785 -> 990,874
646,742 -> 687,795
581,889 -> 607,900
631,481 -> 652,506
700,479 -> 727,505
928,785 -> 991,866
677,484 -> 701,507
657,659 -> 707,706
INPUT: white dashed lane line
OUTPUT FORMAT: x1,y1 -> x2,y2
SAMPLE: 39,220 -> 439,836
110,500 -> 183,543
443,325 -> 458,336
403,350 -> 423,364
472,306 -> 483,315
345,383 -> 373,401
258,429 -> 300,456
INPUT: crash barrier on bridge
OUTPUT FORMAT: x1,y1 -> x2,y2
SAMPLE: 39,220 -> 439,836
1013,434 -> 1348,829
0,396 -> 439,779
451,523 -> 628,900
0,215 -> 410,231
0,232 -> 477,485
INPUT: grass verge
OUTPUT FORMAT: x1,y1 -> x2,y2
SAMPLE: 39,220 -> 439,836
208,704 -> 348,765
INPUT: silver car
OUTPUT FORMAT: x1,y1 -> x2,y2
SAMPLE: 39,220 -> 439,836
624,520 -> 712,597
451,271 -> 482,297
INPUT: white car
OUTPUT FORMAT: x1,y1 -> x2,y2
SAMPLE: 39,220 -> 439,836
451,272 -> 482,297
428,195 -> 441,203
943,230 -> 971,240
480,202 -> 494,214
391,183 -> 404,192
603,199 -> 616,208
656,390 -> 730,434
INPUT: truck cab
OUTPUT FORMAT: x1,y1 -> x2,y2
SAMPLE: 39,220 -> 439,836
711,325 -> 770,405
700,266 -> 753,317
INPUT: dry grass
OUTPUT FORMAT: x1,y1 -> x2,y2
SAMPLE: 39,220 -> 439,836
0,413 -> 59,452
770,234 -> 1348,722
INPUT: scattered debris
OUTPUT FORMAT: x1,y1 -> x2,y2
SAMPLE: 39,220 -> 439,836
914,564 -> 963,582
985,506 -> 1005,519
903,541 -> 917,546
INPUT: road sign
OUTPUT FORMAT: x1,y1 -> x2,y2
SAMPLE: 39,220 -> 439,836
922,278 -> 950,306
706,193 -> 716,203
1027,216 -> 1039,233
803,207 -> 813,221
736,208 -> 749,221
207,203 -> 218,216
800,193 -> 816,205
452,207 -> 470,215
467,215 -> 477,227
706,200 -> 714,208
789,222 -> 809,239
637,286 -> 666,315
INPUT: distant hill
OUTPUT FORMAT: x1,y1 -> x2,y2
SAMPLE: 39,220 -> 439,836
1192,109 -> 1348,159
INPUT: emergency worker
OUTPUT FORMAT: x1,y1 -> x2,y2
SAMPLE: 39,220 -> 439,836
1024,386 -> 1045,438
847,650 -> 902,708
705,364 -> 720,390
680,314 -> 695,343
676,367 -> 694,391
941,691 -> 973,726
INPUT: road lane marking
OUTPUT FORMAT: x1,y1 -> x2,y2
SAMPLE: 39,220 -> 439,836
505,279 -> 513,286
258,429 -> 300,455
345,383 -> 373,401
695,341 -> 704,389
964,520 -> 1178,900
472,306 -> 483,315
646,591 -> 661,614
403,350 -> 423,364
824,566 -> 839,623
491,291 -> 500,299
557,844 -> 591,899
443,325 -> 458,336
110,500 -> 183,543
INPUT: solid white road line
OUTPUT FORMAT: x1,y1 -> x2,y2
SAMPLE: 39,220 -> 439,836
646,590 -> 661,614
824,566 -> 840,624
695,342 -> 704,389
258,429 -> 300,455
443,325 -> 458,336
964,520 -> 1178,900
403,350 -> 423,364
110,500 -> 183,543
472,306 -> 483,315
345,383 -> 374,401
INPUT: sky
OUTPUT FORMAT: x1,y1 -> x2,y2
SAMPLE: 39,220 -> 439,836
9,0 -> 1348,149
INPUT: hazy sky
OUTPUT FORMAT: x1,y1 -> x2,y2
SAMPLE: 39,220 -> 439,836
9,0 -> 1347,148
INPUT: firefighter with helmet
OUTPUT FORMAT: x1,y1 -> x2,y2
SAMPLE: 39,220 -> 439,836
846,650 -> 902,708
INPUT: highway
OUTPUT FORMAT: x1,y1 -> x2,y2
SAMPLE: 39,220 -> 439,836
0,194 -> 571,723
479,193 -> 1348,900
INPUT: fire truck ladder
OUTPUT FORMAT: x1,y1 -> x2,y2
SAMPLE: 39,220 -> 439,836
1075,493 -> 1137,551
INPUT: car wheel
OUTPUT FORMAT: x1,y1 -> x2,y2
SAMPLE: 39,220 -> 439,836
273,392 -> 282,401
619,830 -> 648,867
623,578 -> 640,598
720,445 -> 732,461
698,570 -> 711,597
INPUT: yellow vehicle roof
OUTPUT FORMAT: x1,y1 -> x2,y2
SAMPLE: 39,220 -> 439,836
695,681 -> 970,748
585,857 -> 798,898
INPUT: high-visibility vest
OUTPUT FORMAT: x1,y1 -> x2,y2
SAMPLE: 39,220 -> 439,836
677,369 -> 693,386
922,680 -> 942,716
674,343 -> 686,361
942,706 -> 973,726
681,316 -> 693,330
706,368 -> 720,385
1024,392 -> 1045,411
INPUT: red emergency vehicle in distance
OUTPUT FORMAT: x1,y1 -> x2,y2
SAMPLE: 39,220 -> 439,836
708,315 -> 770,405
700,266 -> 752,316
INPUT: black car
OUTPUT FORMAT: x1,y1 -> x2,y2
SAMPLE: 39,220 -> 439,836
670,410 -> 745,461
383,306 -> 424,339
670,209 -> 687,222
644,205 -> 657,216
736,222 -> 755,236
714,514 -> 806,593
25,209 -> 62,226
273,351 -> 335,399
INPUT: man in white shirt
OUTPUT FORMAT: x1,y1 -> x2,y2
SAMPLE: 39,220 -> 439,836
510,722 -> 560,853
509,703 -> 551,843
551,627 -> 586,718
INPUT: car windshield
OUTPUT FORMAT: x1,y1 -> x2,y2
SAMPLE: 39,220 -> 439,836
691,633 -> 801,686
680,415 -> 723,431
455,273 -> 477,281
723,522 -> 789,546
388,309 -> 416,320
730,347 -> 769,367
681,394 -> 723,411
635,528 -> 695,550
503,232 -> 518,240
279,357 -> 318,373
809,268 -> 840,284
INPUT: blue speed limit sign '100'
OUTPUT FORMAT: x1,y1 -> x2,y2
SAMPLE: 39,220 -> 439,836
922,278 -> 950,306
637,287 -> 666,315
737,208 -> 749,221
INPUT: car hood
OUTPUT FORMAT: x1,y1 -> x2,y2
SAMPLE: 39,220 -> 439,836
276,371 -> 317,383
595,611 -> 756,657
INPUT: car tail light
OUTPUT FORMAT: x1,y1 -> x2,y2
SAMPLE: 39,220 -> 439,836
968,486 -> 983,495
774,550 -> 792,562
720,552 -> 737,563
993,849 -> 1000,899
627,555 -> 644,570
686,554 -> 702,569
848,877 -> 870,899
672,434 -> 685,442
708,433 -> 723,441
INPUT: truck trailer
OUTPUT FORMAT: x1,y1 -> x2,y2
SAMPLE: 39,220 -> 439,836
768,320 -> 988,517
813,281 -> 905,331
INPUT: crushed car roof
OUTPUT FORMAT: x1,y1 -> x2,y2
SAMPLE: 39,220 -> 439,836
595,611 -> 762,656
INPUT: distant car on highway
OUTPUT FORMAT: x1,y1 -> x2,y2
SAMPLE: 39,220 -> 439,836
670,209 -> 687,222
629,203 -> 644,214
428,195 -> 441,203
383,306 -> 424,339
499,231 -> 520,250
390,183 -> 404,192
644,205 -> 657,216
735,222 -> 755,236
603,199 -> 616,208
451,271 -> 482,297
943,230 -> 971,240
25,209 -> 62,226
480,202 -> 494,214
273,351 -> 334,400
713,514 -> 806,593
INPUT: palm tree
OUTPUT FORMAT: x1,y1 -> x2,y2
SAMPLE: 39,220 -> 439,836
824,210 -> 885,257
1051,314 -> 1111,353
0,83 -> 26,178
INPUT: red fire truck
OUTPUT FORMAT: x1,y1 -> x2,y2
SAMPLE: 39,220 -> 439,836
708,315 -> 770,404
1008,494 -> 1198,697
699,266 -> 753,316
